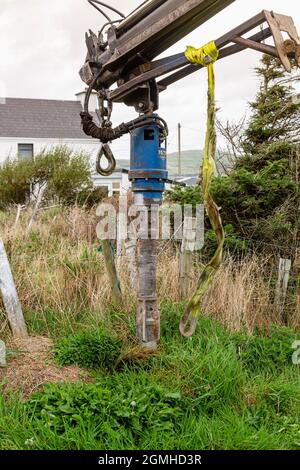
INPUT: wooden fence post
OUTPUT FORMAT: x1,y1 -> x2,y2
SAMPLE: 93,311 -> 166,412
125,237 -> 138,291
13,204 -> 23,230
275,257 -> 292,313
102,240 -> 123,306
179,216 -> 196,300
0,239 -> 28,337
27,182 -> 47,234
0,339 -> 6,367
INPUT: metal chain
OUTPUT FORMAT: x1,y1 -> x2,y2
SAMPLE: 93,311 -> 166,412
97,90 -> 113,128
96,90 -> 116,176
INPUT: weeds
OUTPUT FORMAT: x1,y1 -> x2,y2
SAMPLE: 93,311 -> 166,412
54,328 -> 122,371
0,311 -> 299,450
0,207 -> 299,450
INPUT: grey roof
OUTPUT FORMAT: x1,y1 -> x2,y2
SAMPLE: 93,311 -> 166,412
0,98 -> 91,139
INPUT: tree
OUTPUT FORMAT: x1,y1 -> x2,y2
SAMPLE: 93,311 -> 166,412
167,55 -> 300,257
0,146 -> 103,209
213,55 -> 300,256
242,54 -> 300,153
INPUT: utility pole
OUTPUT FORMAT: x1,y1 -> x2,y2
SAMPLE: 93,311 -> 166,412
178,123 -> 182,176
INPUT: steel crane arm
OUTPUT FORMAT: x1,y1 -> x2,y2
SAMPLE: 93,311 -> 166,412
80,2 -> 300,116
80,0 -> 235,89
80,1 -> 300,132
107,10 -> 300,106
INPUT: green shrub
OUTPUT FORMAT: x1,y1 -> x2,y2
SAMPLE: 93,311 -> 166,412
54,328 -> 122,371
165,56 -> 300,258
165,185 -> 202,208
0,146 -> 99,209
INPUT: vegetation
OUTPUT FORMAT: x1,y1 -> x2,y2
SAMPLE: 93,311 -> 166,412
166,56 -> 300,257
0,305 -> 299,450
0,146 -> 104,209
54,328 -> 122,371
0,206 -> 298,338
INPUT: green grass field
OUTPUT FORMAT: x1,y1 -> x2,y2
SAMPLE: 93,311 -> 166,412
0,302 -> 299,450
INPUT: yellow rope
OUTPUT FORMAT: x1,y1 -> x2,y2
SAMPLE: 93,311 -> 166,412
179,41 -> 225,337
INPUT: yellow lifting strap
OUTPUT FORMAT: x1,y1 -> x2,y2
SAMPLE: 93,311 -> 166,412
179,41 -> 225,337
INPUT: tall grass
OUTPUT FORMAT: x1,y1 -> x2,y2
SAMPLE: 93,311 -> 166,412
0,205 -> 299,338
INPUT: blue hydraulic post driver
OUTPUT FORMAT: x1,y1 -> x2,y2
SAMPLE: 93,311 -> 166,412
129,121 -> 168,349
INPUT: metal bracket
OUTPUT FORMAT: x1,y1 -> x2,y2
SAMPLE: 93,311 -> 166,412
264,10 -> 300,72
104,10 -> 300,108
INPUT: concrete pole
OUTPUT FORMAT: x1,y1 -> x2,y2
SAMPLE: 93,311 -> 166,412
178,123 -> 182,176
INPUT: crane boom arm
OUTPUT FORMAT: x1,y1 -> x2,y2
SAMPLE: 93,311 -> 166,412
80,1 -> 300,127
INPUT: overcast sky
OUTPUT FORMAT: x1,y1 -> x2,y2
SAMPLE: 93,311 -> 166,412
1,0 -> 299,156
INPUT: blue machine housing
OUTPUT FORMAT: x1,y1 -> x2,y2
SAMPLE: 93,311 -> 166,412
129,122 -> 168,203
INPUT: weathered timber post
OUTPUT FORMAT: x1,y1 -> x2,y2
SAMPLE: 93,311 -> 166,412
13,204 -> 23,230
125,237 -> 138,291
0,239 -> 28,337
179,216 -> 196,299
0,339 -> 6,367
102,240 -> 122,306
275,257 -> 292,315
27,182 -> 47,234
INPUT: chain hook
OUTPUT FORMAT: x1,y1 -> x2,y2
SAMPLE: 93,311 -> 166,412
97,90 -> 113,127
96,143 -> 116,176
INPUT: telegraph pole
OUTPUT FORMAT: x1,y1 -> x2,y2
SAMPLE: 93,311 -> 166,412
178,123 -> 182,176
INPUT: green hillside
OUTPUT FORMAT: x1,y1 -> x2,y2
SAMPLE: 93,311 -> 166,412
116,150 -> 231,177
167,150 -> 203,177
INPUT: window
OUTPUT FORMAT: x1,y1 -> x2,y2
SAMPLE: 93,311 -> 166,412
18,143 -> 34,160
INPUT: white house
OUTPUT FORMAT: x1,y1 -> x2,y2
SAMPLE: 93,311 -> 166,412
0,91 -> 130,196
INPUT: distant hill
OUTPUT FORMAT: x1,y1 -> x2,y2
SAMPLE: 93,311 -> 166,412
116,150 -> 231,178
116,152 -> 204,176
168,149 -> 232,177
168,150 -> 203,177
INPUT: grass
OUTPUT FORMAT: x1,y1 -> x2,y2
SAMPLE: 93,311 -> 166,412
0,206 -> 299,449
54,328 -> 122,371
0,303 -> 299,450
0,206 -> 299,341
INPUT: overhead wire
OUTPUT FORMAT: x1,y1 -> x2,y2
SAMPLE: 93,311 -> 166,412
87,1 -> 125,20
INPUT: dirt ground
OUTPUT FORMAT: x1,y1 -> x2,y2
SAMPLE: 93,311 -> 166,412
0,335 -> 89,399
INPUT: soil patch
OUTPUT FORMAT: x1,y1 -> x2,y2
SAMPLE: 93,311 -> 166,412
0,335 -> 90,399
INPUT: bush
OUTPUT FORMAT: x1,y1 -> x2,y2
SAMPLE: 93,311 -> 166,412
165,56 -> 300,258
0,146 -> 99,209
165,185 -> 202,208
54,328 -> 122,371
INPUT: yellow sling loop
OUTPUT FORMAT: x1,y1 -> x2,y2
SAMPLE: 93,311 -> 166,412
179,41 -> 225,337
